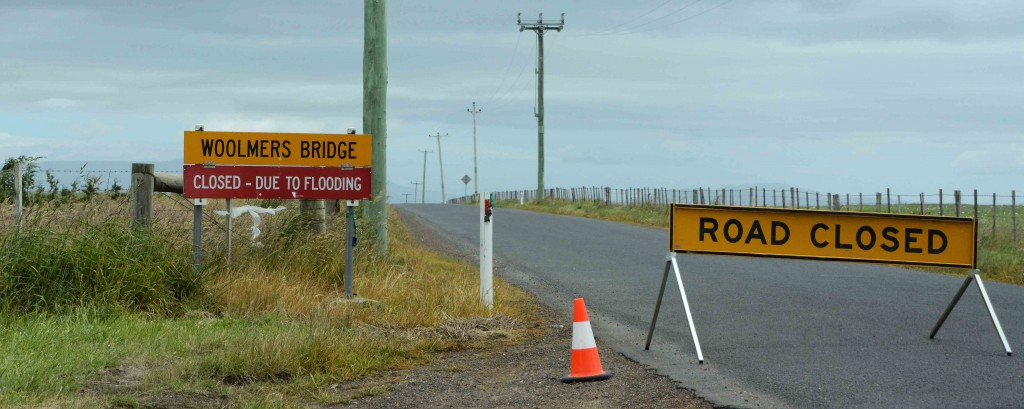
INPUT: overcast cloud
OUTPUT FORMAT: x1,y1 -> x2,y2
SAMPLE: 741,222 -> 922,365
2,0 -> 1023,201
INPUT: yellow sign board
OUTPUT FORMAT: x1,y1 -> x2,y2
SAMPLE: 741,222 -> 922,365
184,131 -> 372,167
671,205 -> 976,268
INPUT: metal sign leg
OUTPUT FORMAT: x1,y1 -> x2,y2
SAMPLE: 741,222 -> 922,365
645,256 -> 673,350
974,273 -> 1013,356
930,270 -> 1013,356
930,275 -> 973,339
670,253 -> 704,364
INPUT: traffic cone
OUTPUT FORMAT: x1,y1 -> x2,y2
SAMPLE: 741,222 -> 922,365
561,298 -> 613,383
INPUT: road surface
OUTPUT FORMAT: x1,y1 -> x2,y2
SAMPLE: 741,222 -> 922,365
396,204 -> 1024,408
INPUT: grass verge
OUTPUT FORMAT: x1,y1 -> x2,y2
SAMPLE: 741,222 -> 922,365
0,197 -> 538,407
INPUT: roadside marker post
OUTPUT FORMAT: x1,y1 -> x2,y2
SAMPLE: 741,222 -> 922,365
645,204 -> 1012,364
480,193 -> 494,309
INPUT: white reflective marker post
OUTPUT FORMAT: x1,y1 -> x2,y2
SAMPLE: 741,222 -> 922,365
480,193 -> 493,309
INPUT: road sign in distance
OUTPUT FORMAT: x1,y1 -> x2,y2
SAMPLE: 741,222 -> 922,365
462,175 -> 471,185
184,165 -> 372,200
671,205 -> 976,268
184,131 -> 372,167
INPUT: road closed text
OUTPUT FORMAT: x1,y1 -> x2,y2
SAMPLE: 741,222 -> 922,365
184,165 -> 372,200
673,205 -> 975,268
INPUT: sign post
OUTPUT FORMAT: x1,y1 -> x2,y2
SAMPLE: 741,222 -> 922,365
646,204 -> 1011,364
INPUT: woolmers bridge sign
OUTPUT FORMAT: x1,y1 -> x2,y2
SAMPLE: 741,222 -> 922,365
183,130 -> 372,201
183,131 -> 371,167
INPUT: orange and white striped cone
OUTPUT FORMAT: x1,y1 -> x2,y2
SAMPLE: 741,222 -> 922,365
561,298 -> 613,383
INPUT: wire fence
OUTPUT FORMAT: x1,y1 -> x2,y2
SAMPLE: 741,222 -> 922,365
449,186 -> 1024,242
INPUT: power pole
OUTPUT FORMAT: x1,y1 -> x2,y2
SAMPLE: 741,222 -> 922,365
403,193 -> 410,203
364,0 -> 388,252
518,12 -> 564,200
467,102 -> 481,198
411,181 -> 421,203
429,132 -> 447,203
418,149 -> 431,204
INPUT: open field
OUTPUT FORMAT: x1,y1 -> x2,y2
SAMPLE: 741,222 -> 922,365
0,195 -> 538,407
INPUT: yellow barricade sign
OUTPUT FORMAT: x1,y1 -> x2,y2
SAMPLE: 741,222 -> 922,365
184,131 -> 372,167
671,205 -> 976,268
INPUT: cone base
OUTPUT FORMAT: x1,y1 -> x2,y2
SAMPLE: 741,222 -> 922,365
560,371 -> 613,384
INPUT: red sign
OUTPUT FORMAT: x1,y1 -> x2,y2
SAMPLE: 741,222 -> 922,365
184,165 -> 372,200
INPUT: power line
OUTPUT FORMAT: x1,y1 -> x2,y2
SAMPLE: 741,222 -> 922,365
582,0 -> 681,36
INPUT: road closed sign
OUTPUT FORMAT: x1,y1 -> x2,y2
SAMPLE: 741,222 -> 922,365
184,131 -> 372,167
671,205 -> 976,268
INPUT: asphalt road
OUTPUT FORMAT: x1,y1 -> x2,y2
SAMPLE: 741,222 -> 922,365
396,204 -> 1024,408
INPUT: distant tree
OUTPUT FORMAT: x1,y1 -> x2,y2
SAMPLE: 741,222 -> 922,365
1,156 -> 42,202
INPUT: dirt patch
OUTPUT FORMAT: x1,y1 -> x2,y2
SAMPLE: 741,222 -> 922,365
333,309 -> 711,408
330,210 -> 715,408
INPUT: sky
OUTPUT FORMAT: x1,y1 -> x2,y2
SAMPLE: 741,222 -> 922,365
2,0 -> 1023,202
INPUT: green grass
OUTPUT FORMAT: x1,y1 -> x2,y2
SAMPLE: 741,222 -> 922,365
0,196 -> 539,407
496,199 -> 1024,285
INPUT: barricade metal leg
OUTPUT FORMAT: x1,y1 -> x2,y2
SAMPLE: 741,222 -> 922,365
645,257 -> 672,351
974,273 -> 1013,356
930,275 -> 973,339
930,270 -> 1012,356
671,253 -> 704,364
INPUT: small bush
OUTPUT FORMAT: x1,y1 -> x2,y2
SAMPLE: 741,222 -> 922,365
0,221 -> 202,314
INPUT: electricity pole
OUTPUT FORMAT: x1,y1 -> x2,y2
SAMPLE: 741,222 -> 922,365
518,12 -> 564,200
418,149 -> 431,204
411,181 -> 421,203
429,132 -> 447,203
364,0 -> 388,252
467,102 -> 481,198
403,193 -> 410,203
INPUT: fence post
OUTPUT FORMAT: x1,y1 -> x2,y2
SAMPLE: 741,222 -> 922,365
1013,190 -> 1017,242
762,188 -> 766,208
14,162 -> 23,231
954,190 -> 961,217
833,194 -> 840,211
130,163 -> 154,226
859,192 -> 863,211
992,193 -> 997,238
973,189 -> 978,220
920,193 -> 925,215
300,200 -> 327,233
782,189 -> 787,208
605,187 -> 611,206
886,188 -> 891,213
875,192 -> 882,212
939,189 -> 944,216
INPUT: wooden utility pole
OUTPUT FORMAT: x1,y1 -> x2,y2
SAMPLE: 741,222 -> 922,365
429,133 -> 447,203
418,149 -> 431,204
364,0 -> 388,252
518,12 -> 564,200
467,102 -> 481,198
411,181 -> 421,203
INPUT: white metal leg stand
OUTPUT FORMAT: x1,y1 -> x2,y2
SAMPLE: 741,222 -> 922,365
930,269 -> 1012,356
646,252 -> 704,364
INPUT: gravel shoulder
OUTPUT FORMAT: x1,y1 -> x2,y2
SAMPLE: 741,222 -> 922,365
333,210 -> 714,408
